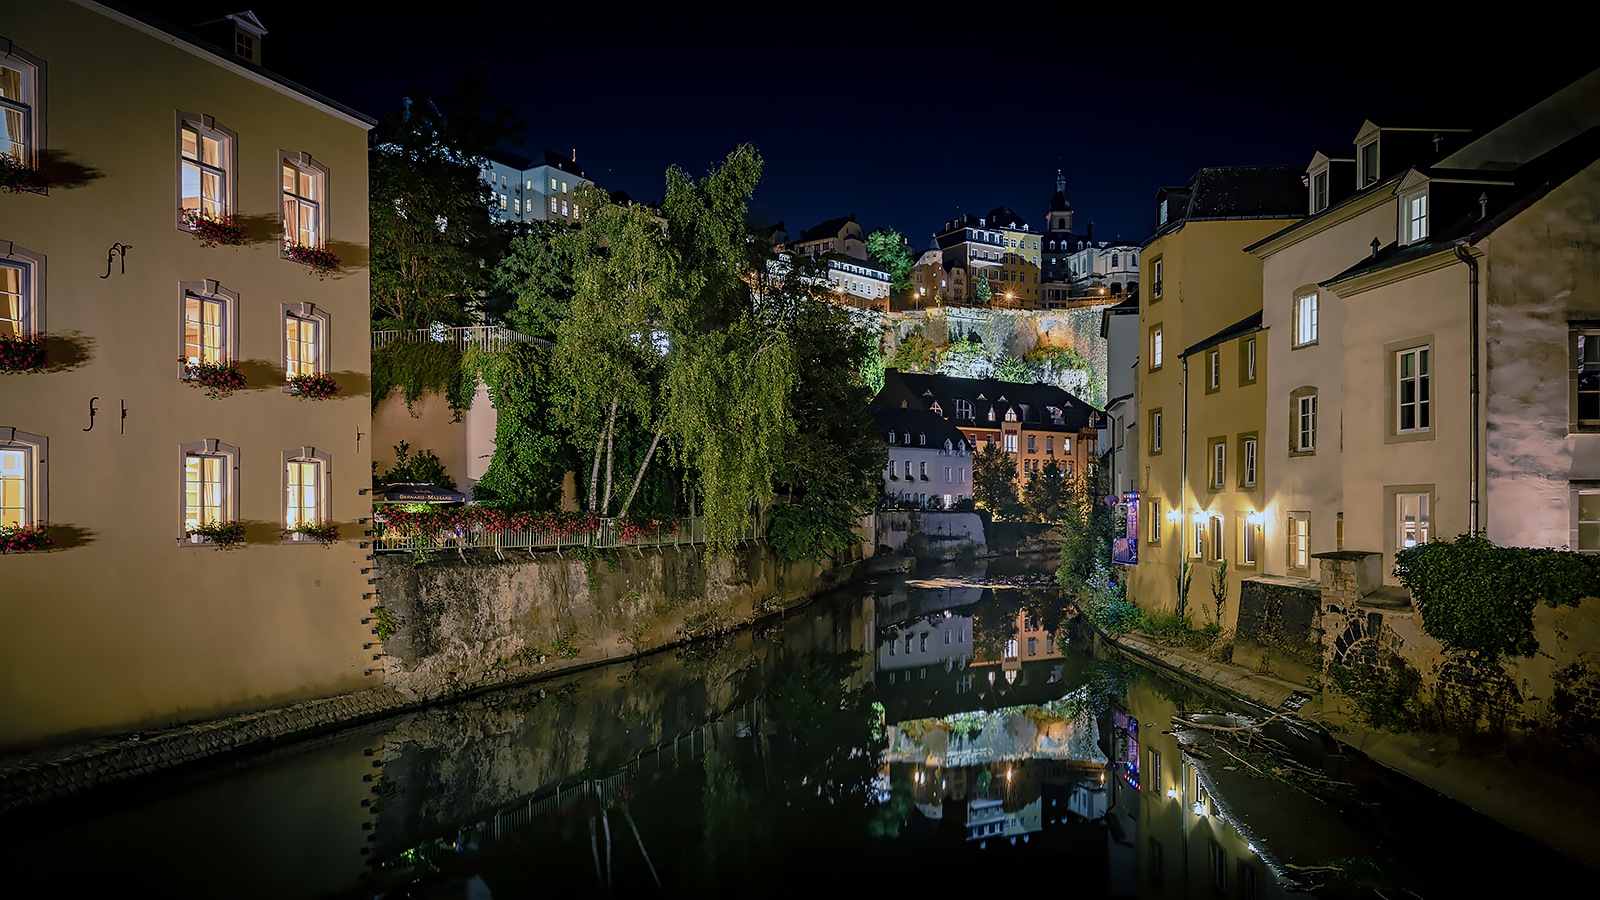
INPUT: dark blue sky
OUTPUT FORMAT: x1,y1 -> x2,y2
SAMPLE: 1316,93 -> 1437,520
140,2 -> 1600,249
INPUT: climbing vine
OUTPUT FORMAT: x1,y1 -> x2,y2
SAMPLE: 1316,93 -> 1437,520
370,340 -> 479,421
1395,533 -> 1600,658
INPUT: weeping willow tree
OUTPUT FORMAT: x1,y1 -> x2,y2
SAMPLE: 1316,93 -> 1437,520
554,145 -> 796,544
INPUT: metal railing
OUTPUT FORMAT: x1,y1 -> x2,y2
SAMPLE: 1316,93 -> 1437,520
371,324 -> 541,353
371,511 -> 764,555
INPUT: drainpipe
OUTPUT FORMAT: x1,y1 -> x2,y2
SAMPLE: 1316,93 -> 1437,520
1179,354 -> 1189,619
1454,242 -> 1480,534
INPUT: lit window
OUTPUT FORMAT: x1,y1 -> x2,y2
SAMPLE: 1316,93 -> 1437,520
1288,513 -> 1310,569
1404,190 -> 1428,243
179,117 -> 235,225
0,429 -> 46,529
1294,292 -> 1318,346
283,303 -> 330,381
1397,492 -> 1430,550
550,197 -> 558,212
1004,433 -> 1018,453
1397,347 -> 1430,433
280,153 -> 328,250
0,245 -> 44,338
0,49 -> 43,169
181,439 -> 239,541
182,282 -> 238,370
284,448 -> 332,538
549,177 -> 556,191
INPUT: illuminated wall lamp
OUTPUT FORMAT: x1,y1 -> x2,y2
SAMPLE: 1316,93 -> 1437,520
1191,510 -> 1207,525
1246,511 -> 1266,525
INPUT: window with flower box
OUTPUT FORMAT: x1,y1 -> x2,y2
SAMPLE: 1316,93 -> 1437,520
1,46 -> 45,181
179,439 -> 239,544
283,448 -> 331,543
1,242 -> 44,341
282,302 -> 330,390
1,428 -> 47,531
177,114 -> 236,230
179,280 -> 238,378
280,152 -> 328,249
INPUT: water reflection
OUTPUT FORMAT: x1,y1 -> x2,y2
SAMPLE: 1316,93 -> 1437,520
2,558 -> 1590,897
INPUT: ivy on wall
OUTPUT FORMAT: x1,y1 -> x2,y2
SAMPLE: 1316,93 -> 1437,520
371,340 -> 480,421
1395,533 -> 1600,658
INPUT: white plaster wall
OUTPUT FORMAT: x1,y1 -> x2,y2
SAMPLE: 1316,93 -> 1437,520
1259,200 -> 1395,579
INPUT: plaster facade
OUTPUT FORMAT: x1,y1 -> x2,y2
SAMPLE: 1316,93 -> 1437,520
0,1 -> 374,750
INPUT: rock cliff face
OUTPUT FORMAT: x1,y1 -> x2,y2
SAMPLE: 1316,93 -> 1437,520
374,541 -> 865,702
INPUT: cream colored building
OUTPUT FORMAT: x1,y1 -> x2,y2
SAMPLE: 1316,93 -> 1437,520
1129,167 -> 1303,624
0,1 -> 374,750
1250,69 -> 1600,585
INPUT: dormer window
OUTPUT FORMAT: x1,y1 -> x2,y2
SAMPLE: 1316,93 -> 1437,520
955,398 -> 973,419
1359,140 -> 1379,187
1403,189 -> 1429,244
988,407 -> 996,422
1158,199 -> 1169,225
888,430 -> 895,444
919,433 -> 926,446
1004,407 -> 1018,423
944,439 -> 953,452
1312,169 -> 1329,213
903,433 -> 910,444
930,401 -> 943,416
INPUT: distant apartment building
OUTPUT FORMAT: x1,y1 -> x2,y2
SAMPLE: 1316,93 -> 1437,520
481,148 -> 591,224
877,406 -> 973,508
795,213 -> 867,258
933,206 -> 1042,307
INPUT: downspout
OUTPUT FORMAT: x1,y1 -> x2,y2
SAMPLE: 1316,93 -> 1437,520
1454,242 -> 1480,534
1178,354 -> 1189,619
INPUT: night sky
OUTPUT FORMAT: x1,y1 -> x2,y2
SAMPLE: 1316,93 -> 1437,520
135,2 -> 1600,249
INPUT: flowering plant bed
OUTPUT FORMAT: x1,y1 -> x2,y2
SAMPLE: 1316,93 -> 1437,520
1,334 -> 45,372
182,209 -> 248,247
1,156 -> 48,194
181,358 -> 246,399
1,524 -> 52,553
615,518 -> 679,543
377,507 -> 601,543
284,242 -> 341,279
285,521 -> 340,546
186,520 -> 247,549
288,372 -> 340,400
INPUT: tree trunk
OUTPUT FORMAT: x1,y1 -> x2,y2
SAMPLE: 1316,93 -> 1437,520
601,411 -> 617,515
616,427 -> 664,521
588,396 -> 618,511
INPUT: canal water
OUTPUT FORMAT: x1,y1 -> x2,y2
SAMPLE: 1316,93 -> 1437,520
2,557 -> 1590,897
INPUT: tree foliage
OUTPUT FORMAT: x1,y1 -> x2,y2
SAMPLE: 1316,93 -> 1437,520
1056,457 -> 1118,589
494,220 -> 581,340
866,228 -> 914,294
1022,457 -> 1069,523
972,443 -> 1025,521
369,70 -> 522,328
469,342 -> 576,511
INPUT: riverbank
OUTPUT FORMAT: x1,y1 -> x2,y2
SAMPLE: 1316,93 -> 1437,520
1097,626 -> 1600,872
0,543 -> 905,820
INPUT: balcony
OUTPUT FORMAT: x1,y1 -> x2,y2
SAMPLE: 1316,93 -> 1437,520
371,324 -> 541,353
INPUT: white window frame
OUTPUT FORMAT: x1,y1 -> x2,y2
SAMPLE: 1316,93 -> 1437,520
179,280 -> 239,377
179,439 -> 240,543
282,302 -> 330,387
1396,346 -> 1431,434
0,45 -> 45,170
1574,485 -> 1600,552
1242,438 -> 1257,488
1293,291 -> 1318,347
1209,349 -> 1220,390
1312,168 -> 1329,213
1151,409 -> 1163,454
282,447 -> 332,541
1403,189 -> 1428,244
1151,326 -> 1164,369
1288,512 -> 1310,570
279,151 -> 329,251
0,241 -> 45,338
1396,491 -> 1430,551
1209,515 -> 1225,562
1212,441 -> 1226,490
1240,514 -> 1259,565
0,428 -> 47,529
1359,140 -> 1379,187
1297,393 -> 1317,453
176,113 -> 237,230
1004,433 -> 1018,453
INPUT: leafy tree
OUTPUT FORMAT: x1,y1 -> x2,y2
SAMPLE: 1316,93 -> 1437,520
493,220 -> 581,340
369,70 -> 523,328
1057,457 -> 1119,589
972,443 -> 1024,521
1023,457 -> 1069,523
373,441 -> 457,490
892,327 -> 940,373
971,271 -> 992,304
768,291 -> 887,562
866,228 -> 914,294
553,146 -> 798,543
469,342 -> 577,511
